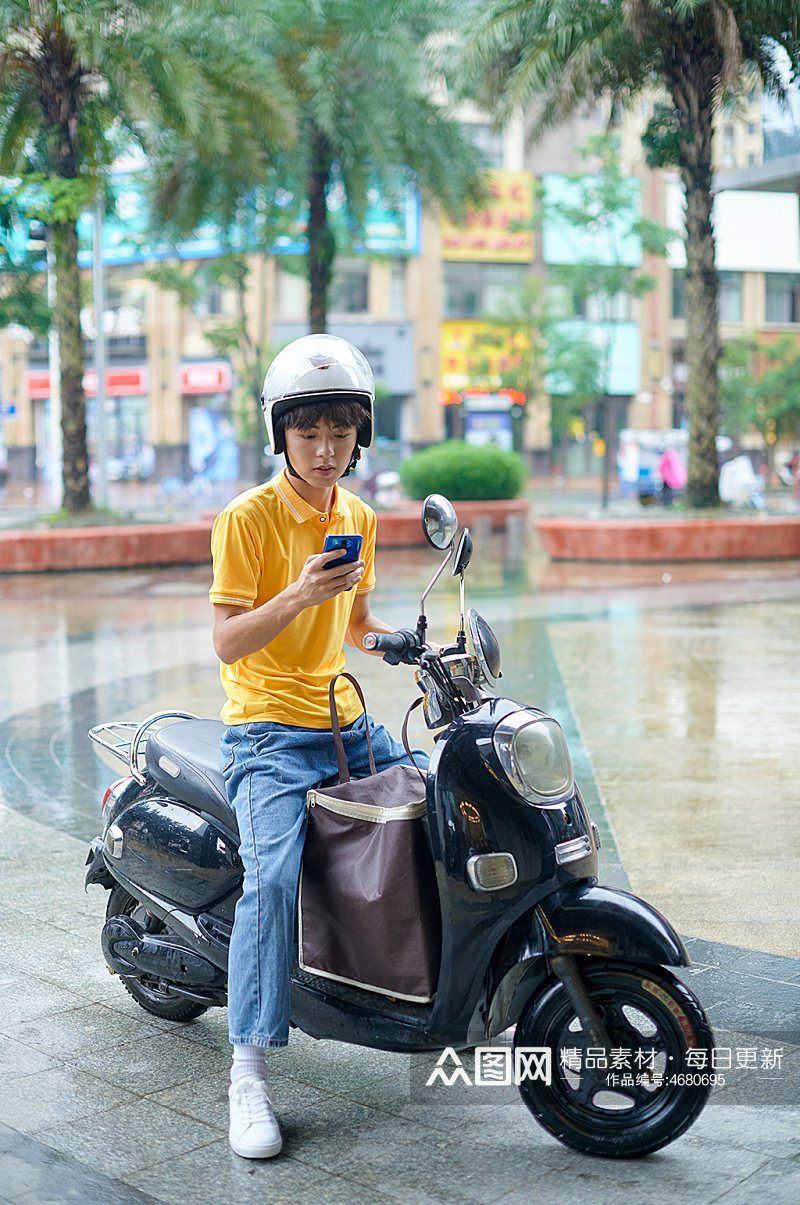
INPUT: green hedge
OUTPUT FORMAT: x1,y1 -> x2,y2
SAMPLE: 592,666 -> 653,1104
400,440 -> 527,501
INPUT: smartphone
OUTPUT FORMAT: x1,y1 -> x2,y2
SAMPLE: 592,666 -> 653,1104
322,533 -> 363,569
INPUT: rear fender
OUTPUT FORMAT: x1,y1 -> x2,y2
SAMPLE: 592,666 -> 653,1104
84,837 -> 116,891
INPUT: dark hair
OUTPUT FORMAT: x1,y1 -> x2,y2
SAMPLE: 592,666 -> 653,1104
275,399 -> 369,442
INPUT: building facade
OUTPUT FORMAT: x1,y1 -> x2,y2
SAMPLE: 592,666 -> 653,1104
2,83 -> 799,490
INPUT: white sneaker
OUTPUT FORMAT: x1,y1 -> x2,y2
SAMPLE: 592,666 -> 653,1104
228,1076 -> 283,1159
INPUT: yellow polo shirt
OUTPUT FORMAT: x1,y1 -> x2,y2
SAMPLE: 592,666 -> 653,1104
209,470 -> 376,728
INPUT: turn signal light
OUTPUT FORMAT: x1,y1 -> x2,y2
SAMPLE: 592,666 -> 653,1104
466,853 -> 518,892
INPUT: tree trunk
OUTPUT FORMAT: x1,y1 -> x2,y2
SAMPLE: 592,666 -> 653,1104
666,41 -> 721,508
307,130 -> 335,334
53,219 -> 90,511
41,35 -> 91,512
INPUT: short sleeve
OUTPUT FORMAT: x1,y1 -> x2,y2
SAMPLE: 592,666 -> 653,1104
209,508 -> 261,607
355,506 -> 377,595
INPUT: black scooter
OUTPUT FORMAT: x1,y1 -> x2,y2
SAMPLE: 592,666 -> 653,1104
85,494 -> 714,1158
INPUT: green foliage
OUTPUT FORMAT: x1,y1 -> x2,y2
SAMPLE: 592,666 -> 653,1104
719,335 -> 758,438
543,135 -> 670,344
150,0 -> 486,331
464,0 -> 800,507
0,0 -> 291,510
756,336 -> 800,436
0,192 -> 50,336
486,135 -> 669,437
142,262 -> 201,310
720,333 -> 800,441
12,174 -> 90,224
400,440 -> 527,501
642,102 -> 692,170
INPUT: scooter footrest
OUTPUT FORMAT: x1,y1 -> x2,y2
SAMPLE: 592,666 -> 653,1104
292,965 -> 432,1025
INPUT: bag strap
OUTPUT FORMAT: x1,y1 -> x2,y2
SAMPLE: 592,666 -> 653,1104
402,697 -> 427,784
328,672 -> 376,784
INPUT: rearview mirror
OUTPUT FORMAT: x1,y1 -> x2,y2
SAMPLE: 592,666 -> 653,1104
452,528 -> 473,576
421,494 -> 458,550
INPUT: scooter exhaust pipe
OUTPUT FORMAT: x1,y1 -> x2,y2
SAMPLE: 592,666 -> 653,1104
101,914 -> 226,989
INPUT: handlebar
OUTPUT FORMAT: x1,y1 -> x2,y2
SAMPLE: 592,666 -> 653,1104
363,631 -> 407,654
363,629 -> 424,666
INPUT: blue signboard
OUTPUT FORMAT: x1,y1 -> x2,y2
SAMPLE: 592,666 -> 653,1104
72,170 -> 421,267
546,319 -> 641,397
542,173 -> 643,268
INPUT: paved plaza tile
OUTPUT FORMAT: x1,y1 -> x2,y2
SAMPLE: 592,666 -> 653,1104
1,534 -> 798,1203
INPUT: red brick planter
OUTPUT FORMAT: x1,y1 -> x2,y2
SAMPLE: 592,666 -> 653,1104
535,515 -> 800,562
0,522 -> 214,574
0,498 -> 530,573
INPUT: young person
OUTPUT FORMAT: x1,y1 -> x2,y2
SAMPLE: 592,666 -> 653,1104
209,334 -> 423,1159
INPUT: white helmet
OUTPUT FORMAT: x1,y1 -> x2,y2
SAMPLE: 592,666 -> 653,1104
261,333 -> 374,455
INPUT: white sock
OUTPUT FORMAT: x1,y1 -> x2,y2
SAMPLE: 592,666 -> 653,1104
230,1044 -> 268,1085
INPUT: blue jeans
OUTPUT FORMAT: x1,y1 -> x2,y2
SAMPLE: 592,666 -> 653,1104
221,715 -> 428,1047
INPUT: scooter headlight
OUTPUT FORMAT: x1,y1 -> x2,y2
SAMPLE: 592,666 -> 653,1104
493,711 -> 574,805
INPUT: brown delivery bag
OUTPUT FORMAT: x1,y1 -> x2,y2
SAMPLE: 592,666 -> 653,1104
298,673 -> 441,1003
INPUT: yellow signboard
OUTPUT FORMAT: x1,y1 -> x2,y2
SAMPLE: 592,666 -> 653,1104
440,321 -> 531,391
440,170 -> 534,262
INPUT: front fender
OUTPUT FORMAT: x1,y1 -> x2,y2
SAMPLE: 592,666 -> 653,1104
537,884 -> 689,967
485,883 -> 689,1038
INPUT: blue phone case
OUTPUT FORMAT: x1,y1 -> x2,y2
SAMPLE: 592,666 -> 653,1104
322,534 -> 363,568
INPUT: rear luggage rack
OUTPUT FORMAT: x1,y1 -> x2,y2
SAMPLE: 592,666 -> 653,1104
89,711 -> 200,784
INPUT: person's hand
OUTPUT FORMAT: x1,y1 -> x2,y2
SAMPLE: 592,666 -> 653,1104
381,628 -> 424,666
293,550 -> 365,607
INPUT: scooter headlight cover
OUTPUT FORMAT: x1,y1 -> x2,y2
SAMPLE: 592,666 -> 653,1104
492,711 -> 574,805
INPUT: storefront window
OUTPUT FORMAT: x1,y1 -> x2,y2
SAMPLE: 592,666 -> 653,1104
673,270 -> 743,322
718,272 -> 743,322
93,267 -> 147,355
442,262 -> 527,319
275,267 -> 307,319
765,273 -> 800,323
187,397 -> 239,482
329,261 -> 369,314
191,266 -> 231,318
390,259 -> 407,318
104,395 -> 153,480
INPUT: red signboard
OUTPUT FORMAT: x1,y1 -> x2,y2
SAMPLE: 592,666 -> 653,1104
179,362 -> 232,395
26,368 -> 148,399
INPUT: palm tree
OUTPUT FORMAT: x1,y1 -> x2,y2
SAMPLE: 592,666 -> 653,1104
273,0 -> 485,332
158,0 -> 483,335
465,0 -> 800,507
0,0 -> 289,512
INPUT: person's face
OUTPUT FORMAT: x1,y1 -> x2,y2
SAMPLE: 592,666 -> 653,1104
284,417 -> 358,491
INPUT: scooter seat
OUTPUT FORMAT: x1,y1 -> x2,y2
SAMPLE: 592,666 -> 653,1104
146,719 -> 237,833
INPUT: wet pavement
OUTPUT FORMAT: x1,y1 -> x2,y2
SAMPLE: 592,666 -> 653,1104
1,523 -> 799,1203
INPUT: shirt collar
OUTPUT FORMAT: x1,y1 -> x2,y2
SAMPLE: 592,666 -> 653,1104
274,469 -> 352,524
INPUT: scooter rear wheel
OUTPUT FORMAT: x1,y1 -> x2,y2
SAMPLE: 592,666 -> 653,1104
106,886 -> 210,1023
515,961 -> 714,1158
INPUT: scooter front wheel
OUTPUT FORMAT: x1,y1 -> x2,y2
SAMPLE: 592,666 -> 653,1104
106,886 -> 210,1023
515,962 -> 714,1158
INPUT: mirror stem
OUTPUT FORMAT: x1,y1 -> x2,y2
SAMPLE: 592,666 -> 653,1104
420,547 -> 454,618
457,572 -> 467,652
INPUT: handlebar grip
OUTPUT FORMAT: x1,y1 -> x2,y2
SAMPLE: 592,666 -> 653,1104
363,631 -> 407,654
